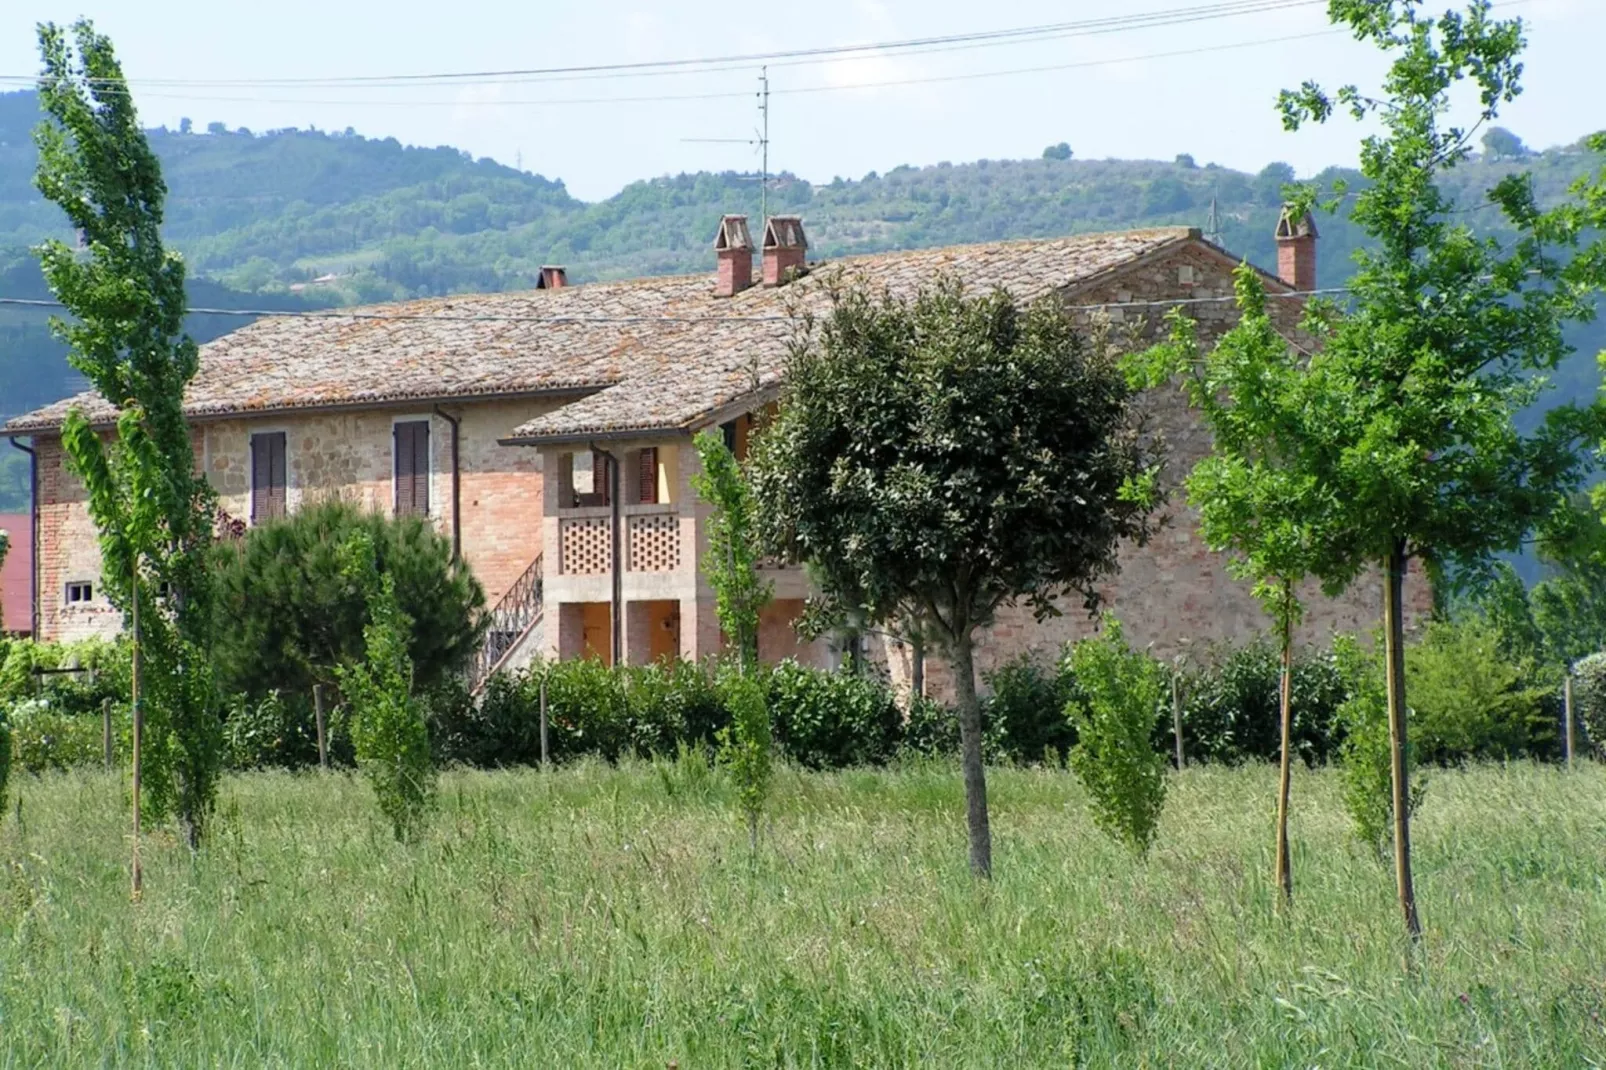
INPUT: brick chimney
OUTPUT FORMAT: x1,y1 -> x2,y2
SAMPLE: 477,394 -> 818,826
761,216 -> 808,287
714,215 -> 754,298
537,265 -> 567,289
1274,205 -> 1318,292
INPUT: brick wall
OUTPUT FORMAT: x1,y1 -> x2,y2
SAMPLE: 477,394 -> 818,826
32,398 -> 559,643
871,242 -> 1434,702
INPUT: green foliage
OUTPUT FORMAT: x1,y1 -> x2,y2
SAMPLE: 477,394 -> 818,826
334,532 -> 434,841
690,431 -> 771,671
1569,651 -> 1606,756
982,654 -> 1079,765
716,667 -> 772,847
1041,142 -> 1072,161
1066,618 -> 1169,855
32,21 -> 223,844
1177,639 -> 1348,765
765,659 -> 902,769
751,273 -> 1160,875
208,499 -> 487,704
1407,618 -> 1553,764
6,696 -> 125,772
223,690 -> 349,771
1332,636 -> 1423,857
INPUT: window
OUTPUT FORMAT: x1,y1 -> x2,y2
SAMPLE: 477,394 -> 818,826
394,420 -> 431,516
65,581 -> 93,605
250,431 -> 288,522
637,447 -> 659,504
562,449 -> 611,508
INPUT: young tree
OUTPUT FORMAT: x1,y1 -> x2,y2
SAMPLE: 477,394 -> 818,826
1277,0 -> 1606,938
750,275 -> 1160,877
691,430 -> 774,847
34,21 -> 223,851
335,532 -> 435,842
1133,264 -> 1329,902
690,430 -> 772,673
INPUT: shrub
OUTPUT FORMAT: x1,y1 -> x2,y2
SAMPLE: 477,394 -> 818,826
7,697 -> 125,772
209,499 -> 486,707
0,637 -> 129,716
899,696 -> 960,759
1066,618 -> 1169,855
432,671 -> 542,768
1333,635 -> 1424,857
1176,638 -> 1348,765
1406,617 -> 1553,763
224,690 -> 349,770
766,660 -> 901,769
1572,650 -> 1606,756
542,658 -> 633,763
625,659 -> 725,757
982,654 -> 1077,765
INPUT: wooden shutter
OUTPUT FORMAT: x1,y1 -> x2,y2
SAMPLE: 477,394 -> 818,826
593,449 -> 611,507
251,432 -> 287,522
394,421 -> 430,515
638,447 -> 658,504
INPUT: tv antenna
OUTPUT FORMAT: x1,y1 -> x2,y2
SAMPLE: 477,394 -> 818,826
682,66 -> 773,221
1203,195 -> 1225,247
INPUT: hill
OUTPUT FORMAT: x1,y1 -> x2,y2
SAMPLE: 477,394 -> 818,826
2,87 -> 1602,535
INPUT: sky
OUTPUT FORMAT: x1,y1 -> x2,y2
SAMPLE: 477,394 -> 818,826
1,0 -> 1601,202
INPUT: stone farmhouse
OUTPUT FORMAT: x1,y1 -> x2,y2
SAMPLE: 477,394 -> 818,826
3,212 -> 1425,696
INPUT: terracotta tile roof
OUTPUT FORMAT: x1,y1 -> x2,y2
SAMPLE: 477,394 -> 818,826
4,227 -> 1199,440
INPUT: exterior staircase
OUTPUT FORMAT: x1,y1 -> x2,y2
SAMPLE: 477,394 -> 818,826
468,553 -> 543,695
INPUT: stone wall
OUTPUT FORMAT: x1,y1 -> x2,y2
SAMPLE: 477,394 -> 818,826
32,398 -> 559,643
872,242 -> 1434,702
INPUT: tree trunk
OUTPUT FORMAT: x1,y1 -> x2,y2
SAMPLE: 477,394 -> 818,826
1274,584 -> 1294,905
1384,542 -> 1421,941
950,636 -> 992,878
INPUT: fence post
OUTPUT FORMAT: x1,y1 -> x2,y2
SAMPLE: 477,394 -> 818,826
102,697 -> 113,770
539,674 -> 550,770
313,683 -> 329,771
1564,674 -> 1575,770
1171,668 -> 1186,771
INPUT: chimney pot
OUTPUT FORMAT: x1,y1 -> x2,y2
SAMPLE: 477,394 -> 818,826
714,214 -> 754,298
1274,205 -> 1318,292
762,215 -> 808,287
538,265 -> 568,289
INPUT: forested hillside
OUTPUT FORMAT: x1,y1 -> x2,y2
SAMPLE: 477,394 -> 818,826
1,86 -> 1602,519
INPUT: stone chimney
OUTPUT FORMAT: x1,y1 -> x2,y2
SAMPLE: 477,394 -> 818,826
537,265 -> 568,289
762,216 -> 808,287
714,215 -> 754,298
1274,205 -> 1318,292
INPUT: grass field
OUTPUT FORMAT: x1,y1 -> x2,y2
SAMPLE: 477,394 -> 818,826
1,760 -> 1603,1067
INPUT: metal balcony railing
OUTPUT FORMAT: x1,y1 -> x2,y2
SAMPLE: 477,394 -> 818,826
469,553 -> 543,694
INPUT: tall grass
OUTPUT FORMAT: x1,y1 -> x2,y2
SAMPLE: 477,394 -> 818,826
0,760 -> 1602,1066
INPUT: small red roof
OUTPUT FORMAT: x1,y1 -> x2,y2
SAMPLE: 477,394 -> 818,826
0,513 -> 31,635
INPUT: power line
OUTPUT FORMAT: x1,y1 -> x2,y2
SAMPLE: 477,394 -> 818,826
0,1 -> 1323,91
0,286 -> 1348,324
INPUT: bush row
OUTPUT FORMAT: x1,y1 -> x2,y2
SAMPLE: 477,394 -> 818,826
3,618 -> 1584,775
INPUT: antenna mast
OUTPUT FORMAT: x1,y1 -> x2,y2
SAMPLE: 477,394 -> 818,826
1204,195 -> 1224,247
758,65 -> 770,224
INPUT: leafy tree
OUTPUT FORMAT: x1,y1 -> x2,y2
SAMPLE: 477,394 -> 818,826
690,429 -> 774,845
208,499 -> 486,705
1276,0 -> 1606,938
1065,617 -> 1169,856
1133,264 -> 1330,902
750,274 -> 1160,877
1528,496 -> 1606,663
1481,126 -> 1527,160
1042,142 -> 1072,161
335,531 -> 434,841
33,20 -> 223,850
690,430 -> 771,672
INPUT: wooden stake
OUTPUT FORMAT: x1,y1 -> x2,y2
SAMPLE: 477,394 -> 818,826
1274,586 -> 1295,905
313,683 -> 329,771
130,567 -> 143,902
539,674 -> 550,769
102,697 -> 113,771
1563,674 -> 1575,770
1171,667 -> 1186,771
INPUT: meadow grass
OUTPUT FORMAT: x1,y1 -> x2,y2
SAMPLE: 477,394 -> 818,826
0,758 -> 1603,1067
